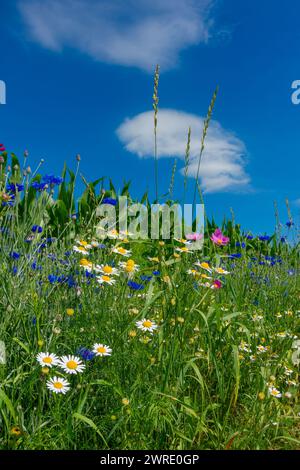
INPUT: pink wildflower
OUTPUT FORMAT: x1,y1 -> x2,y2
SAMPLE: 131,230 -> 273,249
186,233 -> 204,241
210,228 -> 229,246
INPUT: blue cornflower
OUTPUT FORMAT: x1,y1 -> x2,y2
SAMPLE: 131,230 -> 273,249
10,251 -> 20,259
31,225 -> 43,233
140,275 -> 152,282
31,182 -> 47,191
48,274 -> 58,284
77,347 -> 96,361
235,242 -> 246,248
31,262 -> 42,270
258,235 -> 270,241
229,253 -> 242,259
127,281 -> 145,290
6,183 -> 24,193
286,221 -> 294,228
42,175 -> 63,186
12,266 -> 18,275
152,270 -> 160,276
102,197 -> 117,206
32,316 -> 37,326
244,234 -> 253,240
280,236 -> 287,243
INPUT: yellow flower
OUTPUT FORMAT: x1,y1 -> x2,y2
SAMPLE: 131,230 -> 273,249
11,426 -> 22,436
80,258 -> 90,266
41,366 -> 50,374
122,398 -> 130,406
129,330 -> 137,338
258,392 -> 265,400
159,241 -> 165,246
173,253 -> 180,259
66,308 -> 75,316
37,339 -> 44,347
177,317 -> 184,323
111,415 -> 117,421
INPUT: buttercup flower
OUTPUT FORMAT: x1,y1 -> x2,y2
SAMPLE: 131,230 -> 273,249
46,376 -> 70,394
58,355 -> 86,374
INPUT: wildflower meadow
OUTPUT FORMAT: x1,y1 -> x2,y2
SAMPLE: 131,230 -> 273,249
0,77 -> 299,452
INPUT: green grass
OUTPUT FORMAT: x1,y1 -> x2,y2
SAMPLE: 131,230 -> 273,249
0,183 -> 299,449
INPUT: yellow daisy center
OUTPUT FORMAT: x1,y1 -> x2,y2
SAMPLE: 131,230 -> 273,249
201,262 -> 210,269
97,346 -> 107,354
43,356 -> 52,364
127,259 -> 135,266
66,360 -> 78,370
103,265 -> 113,274
125,265 -> 134,273
143,320 -> 153,328
80,258 -> 90,266
118,248 -> 126,254
53,382 -> 63,389
80,240 -> 88,246
102,275 -> 111,282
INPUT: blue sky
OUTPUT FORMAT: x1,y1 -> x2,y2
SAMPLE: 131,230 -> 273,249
0,0 -> 300,235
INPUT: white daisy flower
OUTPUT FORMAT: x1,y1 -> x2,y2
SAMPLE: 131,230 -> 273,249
76,240 -> 92,249
97,275 -> 116,285
90,240 -> 100,248
119,260 -> 139,275
58,355 -> 85,375
194,261 -> 213,273
268,387 -> 282,398
257,345 -> 269,353
36,352 -> 59,368
136,319 -> 158,333
112,246 -> 131,257
107,229 -> 119,239
214,267 -> 230,275
73,245 -> 89,255
92,343 -> 112,357
175,246 -> 191,253
94,264 -> 119,276
174,238 -> 192,245
46,376 -> 70,394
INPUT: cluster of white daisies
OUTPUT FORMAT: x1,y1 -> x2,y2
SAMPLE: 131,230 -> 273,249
36,343 -> 112,394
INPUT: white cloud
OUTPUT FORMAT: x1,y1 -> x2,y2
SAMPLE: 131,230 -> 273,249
18,0 -> 214,72
116,109 -> 251,193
